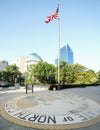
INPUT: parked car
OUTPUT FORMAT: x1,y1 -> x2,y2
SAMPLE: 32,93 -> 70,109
0,83 -> 9,88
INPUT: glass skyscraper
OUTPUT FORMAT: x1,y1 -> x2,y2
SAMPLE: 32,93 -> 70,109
55,44 -> 74,65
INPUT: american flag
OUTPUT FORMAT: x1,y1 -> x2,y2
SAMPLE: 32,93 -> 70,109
45,6 -> 59,23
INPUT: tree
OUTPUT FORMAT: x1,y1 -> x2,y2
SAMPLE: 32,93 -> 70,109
85,70 -> 97,84
0,70 -> 3,82
55,62 -> 87,84
74,66 -> 97,84
96,71 -> 100,84
3,65 -> 22,85
65,64 -> 75,84
59,61 -> 67,84
72,63 -> 87,84
28,62 -> 56,84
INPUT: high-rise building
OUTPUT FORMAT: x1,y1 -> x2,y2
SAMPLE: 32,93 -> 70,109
0,60 -> 8,70
55,44 -> 74,65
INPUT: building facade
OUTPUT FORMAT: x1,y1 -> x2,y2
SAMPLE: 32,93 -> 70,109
12,53 -> 43,73
0,60 -> 8,70
55,44 -> 74,65
11,56 -> 26,73
26,53 -> 43,69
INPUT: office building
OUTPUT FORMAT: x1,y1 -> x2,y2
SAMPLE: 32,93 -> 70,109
0,60 -> 8,70
55,44 -> 74,65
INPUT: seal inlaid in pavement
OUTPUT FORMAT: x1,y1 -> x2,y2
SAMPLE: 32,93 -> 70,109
0,91 -> 100,129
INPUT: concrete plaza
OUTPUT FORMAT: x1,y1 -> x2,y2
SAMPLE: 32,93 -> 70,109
0,86 -> 100,130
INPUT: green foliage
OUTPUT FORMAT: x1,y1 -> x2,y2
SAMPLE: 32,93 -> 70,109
65,64 -> 75,84
58,61 -> 67,84
96,71 -> 100,84
0,62 -> 99,86
26,62 -> 56,84
0,64 -> 23,86
57,62 -> 87,84
74,68 -> 97,85
56,62 -> 98,85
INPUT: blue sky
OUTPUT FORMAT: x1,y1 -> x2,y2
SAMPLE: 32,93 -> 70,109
0,0 -> 100,72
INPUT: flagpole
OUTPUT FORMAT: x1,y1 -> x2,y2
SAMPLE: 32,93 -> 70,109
45,4 -> 60,86
58,4 -> 60,86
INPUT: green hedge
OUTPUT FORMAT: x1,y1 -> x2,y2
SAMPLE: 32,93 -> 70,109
49,83 -> 100,90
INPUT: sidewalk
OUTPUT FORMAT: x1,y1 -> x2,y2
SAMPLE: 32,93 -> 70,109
0,85 -> 48,94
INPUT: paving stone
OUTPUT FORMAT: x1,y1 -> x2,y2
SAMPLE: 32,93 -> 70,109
0,86 -> 100,130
